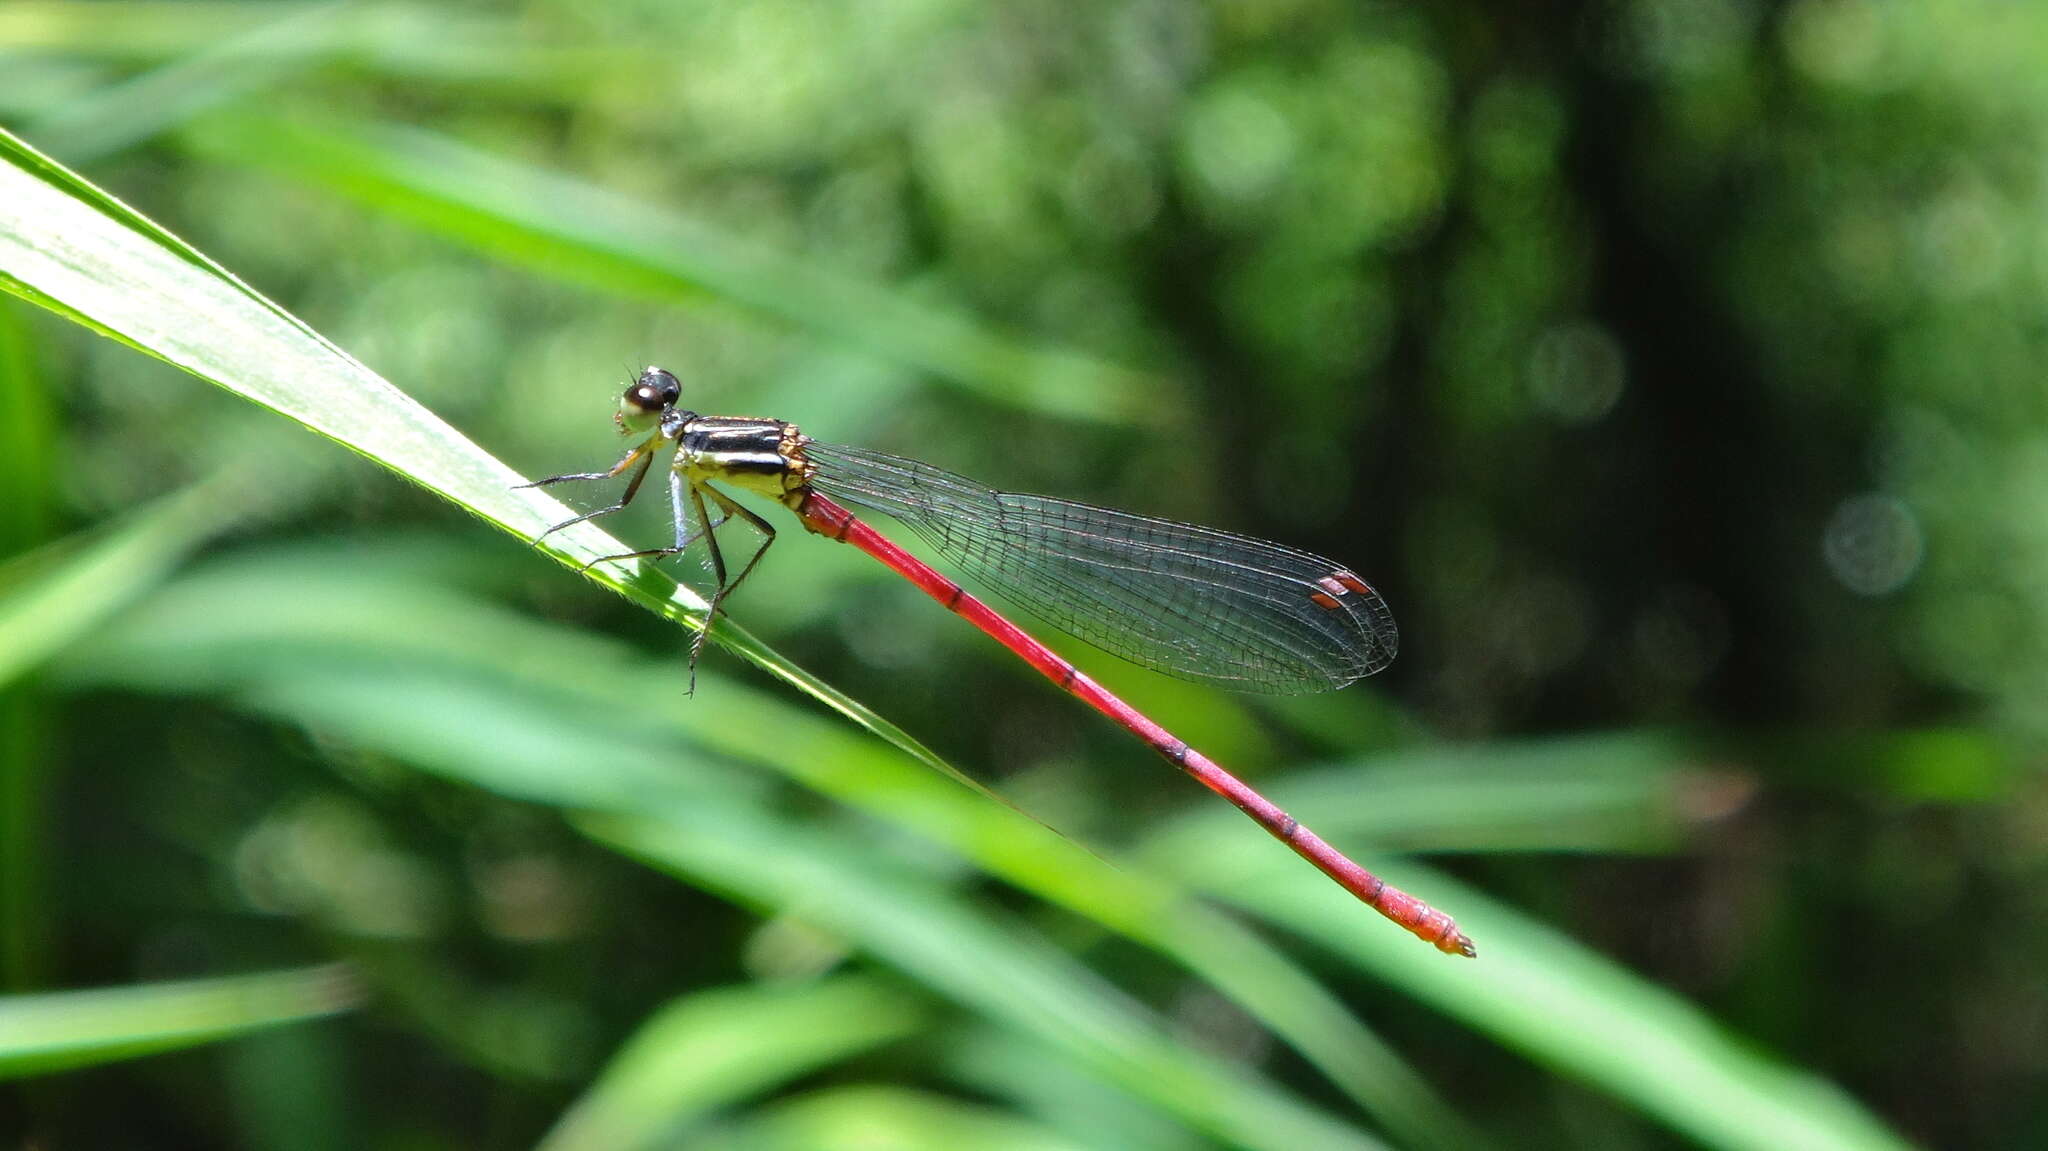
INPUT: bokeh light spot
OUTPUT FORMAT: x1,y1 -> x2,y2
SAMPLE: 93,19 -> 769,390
1527,321 -> 1627,424
1824,493 -> 1925,596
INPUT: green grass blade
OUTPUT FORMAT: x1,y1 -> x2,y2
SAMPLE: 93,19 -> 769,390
708,1085 -> 1094,1151
177,656 -> 1396,1150
0,301 -> 51,551
1166,850 -> 1923,1151
0,475 -> 241,689
182,112 -> 1159,423
52,563 -> 1390,1151
589,811 -> 1393,1151
0,1 -> 342,59
0,1 -> 625,92
0,121 -> 1023,817
1142,733 -> 1704,864
538,977 -> 925,1151
0,964 -> 362,1079
21,1 -> 352,164
54,549 -> 1474,1149
941,1029 -> 1208,1151
0,299 -> 54,992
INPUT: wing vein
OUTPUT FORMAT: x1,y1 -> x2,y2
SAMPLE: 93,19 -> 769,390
805,442 -> 1396,694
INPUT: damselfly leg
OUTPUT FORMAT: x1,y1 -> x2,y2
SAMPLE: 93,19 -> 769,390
519,440 -> 657,543
687,482 -> 777,686
518,451 -> 773,691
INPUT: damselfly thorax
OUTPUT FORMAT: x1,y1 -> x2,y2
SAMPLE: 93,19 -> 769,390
661,411 -> 816,506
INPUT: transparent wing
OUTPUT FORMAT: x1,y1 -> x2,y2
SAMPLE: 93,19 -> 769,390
804,442 -> 1397,694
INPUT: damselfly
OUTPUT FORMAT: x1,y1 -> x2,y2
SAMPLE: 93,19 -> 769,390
521,367 -> 1473,957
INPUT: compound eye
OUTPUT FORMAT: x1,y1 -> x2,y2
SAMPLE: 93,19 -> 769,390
641,366 -> 682,405
622,382 -> 666,413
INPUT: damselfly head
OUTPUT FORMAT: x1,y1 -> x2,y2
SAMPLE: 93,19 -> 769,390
616,366 -> 682,432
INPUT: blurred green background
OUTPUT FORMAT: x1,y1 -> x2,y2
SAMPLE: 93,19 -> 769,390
1,1 -> 2042,1148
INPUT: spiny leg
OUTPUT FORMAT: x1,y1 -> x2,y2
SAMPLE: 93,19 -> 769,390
684,482 -> 727,693
520,440 -> 657,545
685,482 -> 777,690
540,452 -> 655,544
517,438 -> 653,490
575,468 -> 728,572
702,483 -> 777,600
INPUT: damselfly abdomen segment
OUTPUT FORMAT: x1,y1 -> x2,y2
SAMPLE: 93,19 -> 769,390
519,367 -> 1471,957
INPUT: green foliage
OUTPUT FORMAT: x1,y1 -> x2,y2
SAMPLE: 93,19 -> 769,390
537,977 -> 927,1150
1,2 -> 2033,1148
0,965 -> 358,1078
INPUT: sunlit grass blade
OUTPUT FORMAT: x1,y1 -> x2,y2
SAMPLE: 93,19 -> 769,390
0,301 -> 50,551
0,122 -> 1021,819
0,0 -> 347,58
0,964 -> 361,1078
0,473 -> 243,689
66,635 -> 1392,1149
0,299 -> 54,992
1143,733 -> 1712,864
941,1029 -> 1205,1151
1164,849 -> 1923,1151
19,1 -> 351,163
588,811 -> 1392,1151
182,112 -> 1160,423
53,548 -> 1472,1149
0,123 -> 552,519
0,470 -> 242,1002
52,560 -> 1389,1151
707,1085 -> 1093,1151
538,977 -> 924,1151
0,1 -> 623,91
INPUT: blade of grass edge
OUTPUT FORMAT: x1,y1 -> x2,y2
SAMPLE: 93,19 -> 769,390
58,642 -> 1394,1151
1171,852 -> 1922,1151
586,809 -> 1394,1151
715,1084 -> 1096,1151
21,0 -> 354,165
0,122 -> 1016,816
54,557 -> 1479,1151
0,964 -> 361,1079
0,470 -> 247,688
181,111 -> 1159,424
0,297 -> 53,994
536,976 -> 925,1151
